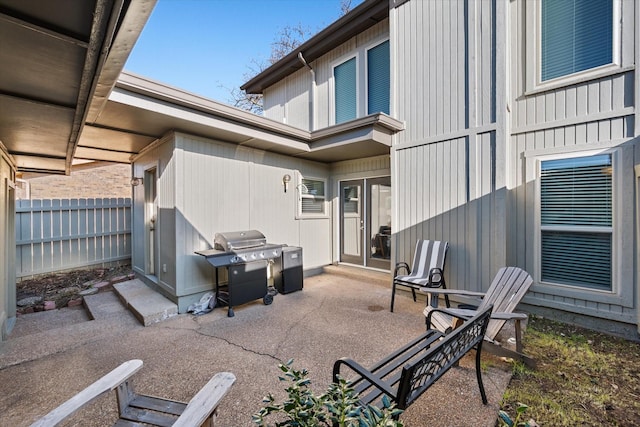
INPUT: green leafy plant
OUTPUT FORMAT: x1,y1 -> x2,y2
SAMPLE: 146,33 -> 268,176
252,360 -> 403,427
498,403 -> 536,427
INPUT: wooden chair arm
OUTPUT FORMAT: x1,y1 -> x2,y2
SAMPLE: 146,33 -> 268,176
490,312 -> 528,320
30,360 -> 144,427
173,372 -> 236,427
418,287 -> 486,297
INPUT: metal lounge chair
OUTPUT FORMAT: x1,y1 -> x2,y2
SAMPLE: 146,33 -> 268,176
422,266 -> 534,366
390,239 -> 449,312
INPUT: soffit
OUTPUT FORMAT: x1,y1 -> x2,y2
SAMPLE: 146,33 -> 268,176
82,73 -> 403,165
0,0 -> 155,174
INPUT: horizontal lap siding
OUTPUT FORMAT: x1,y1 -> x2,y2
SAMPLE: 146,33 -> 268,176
15,198 -> 131,278
393,0 -> 500,291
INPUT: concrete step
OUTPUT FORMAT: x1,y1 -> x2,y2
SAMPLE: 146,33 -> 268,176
83,291 -> 127,320
113,279 -> 178,326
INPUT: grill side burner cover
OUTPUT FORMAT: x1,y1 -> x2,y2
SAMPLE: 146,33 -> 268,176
214,230 -> 267,252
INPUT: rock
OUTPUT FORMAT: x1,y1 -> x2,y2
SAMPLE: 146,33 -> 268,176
79,287 -> 99,296
58,286 -> 80,295
67,298 -> 83,307
44,301 -> 56,310
17,296 -> 43,307
93,281 -> 111,290
110,275 -> 129,284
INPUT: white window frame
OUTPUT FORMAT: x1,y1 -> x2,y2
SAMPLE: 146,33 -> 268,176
330,36 -> 390,125
525,0 -> 623,94
526,143 -> 633,307
296,176 -> 328,219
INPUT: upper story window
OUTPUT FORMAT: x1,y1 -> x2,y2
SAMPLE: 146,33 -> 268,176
333,39 -> 389,124
540,0 -> 614,82
539,153 -> 613,290
335,57 -> 357,124
367,40 -> 390,115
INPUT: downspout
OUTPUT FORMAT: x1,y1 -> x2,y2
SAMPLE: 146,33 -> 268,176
298,52 -> 315,131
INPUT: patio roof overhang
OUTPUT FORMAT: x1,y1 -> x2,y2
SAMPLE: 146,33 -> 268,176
78,72 -> 404,164
0,0 -> 156,175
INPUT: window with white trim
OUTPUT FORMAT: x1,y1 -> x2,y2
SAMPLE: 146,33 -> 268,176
540,0 -> 614,82
332,39 -> 389,124
539,153 -> 612,290
299,177 -> 326,216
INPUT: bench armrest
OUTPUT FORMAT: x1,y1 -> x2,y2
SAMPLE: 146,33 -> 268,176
30,359 -> 144,427
333,358 -> 396,399
394,262 -> 411,276
173,372 -> 236,427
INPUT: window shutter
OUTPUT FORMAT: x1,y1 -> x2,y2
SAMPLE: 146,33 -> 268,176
367,40 -> 390,115
335,58 -> 357,123
540,154 -> 612,290
541,0 -> 613,81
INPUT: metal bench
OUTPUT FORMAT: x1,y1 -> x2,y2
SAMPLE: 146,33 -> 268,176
333,304 -> 492,414
30,360 -> 235,427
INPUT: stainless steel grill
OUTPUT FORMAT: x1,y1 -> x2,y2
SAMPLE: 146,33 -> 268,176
196,230 -> 283,317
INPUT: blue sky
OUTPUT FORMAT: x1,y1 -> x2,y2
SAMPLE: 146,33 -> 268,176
125,0 -> 362,104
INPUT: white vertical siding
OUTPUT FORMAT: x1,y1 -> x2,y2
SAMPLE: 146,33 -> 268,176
1,153 -> 16,340
392,0 -> 502,291
135,132 -> 332,311
263,19 -> 389,131
507,0 -> 638,327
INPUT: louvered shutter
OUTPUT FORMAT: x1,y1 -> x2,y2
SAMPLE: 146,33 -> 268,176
367,40 -> 390,115
335,58 -> 357,124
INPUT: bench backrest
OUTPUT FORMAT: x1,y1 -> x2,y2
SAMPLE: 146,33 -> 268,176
396,304 -> 493,409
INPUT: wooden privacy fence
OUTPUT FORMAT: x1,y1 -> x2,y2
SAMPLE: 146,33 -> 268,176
15,198 -> 132,279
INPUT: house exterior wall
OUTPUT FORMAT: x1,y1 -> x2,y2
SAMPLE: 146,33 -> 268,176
390,0 -> 505,292
263,19 -> 389,131
1,146 -> 16,341
508,0 -> 639,333
132,132 -> 332,312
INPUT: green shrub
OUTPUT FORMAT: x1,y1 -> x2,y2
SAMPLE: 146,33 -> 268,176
252,360 -> 404,427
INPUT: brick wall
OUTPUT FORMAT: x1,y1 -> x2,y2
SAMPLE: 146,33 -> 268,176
16,163 -> 131,200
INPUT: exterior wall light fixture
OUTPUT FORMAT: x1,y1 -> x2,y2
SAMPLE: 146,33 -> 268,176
282,174 -> 291,193
131,177 -> 143,186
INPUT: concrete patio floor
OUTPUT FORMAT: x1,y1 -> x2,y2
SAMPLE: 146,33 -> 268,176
0,266 -> 513,426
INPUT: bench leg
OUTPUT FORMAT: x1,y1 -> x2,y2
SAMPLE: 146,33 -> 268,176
475,346 -> 488,405
390,283 -> 396,312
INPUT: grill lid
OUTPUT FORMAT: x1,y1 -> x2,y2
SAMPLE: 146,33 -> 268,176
214,230 -> 267,252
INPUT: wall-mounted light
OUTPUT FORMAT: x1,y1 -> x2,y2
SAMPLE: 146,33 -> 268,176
131,177 -> 144,186
282,174 -> 291,193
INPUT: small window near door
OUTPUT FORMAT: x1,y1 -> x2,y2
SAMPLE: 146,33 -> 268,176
298,177 -> 327,217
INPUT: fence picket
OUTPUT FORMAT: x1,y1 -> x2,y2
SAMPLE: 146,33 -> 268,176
15,198 -> 132,278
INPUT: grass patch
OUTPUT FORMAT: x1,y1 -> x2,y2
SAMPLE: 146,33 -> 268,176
499,316 -> 640,426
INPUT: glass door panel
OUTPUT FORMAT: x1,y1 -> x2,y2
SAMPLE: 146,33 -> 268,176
340,180 -> 363,265
367,177 -> 391,269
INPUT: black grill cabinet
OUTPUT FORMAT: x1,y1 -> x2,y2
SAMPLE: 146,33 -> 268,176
274,246 -> 303,294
